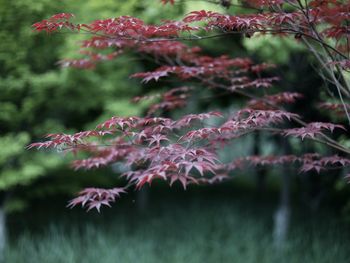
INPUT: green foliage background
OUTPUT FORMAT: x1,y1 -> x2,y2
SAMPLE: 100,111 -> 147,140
1,0 -> 349,211
0,0 -> 153,208
0,0 -> 233,211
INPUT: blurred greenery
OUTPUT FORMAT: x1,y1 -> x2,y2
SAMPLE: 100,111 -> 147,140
243,34 -> 305,64
0,0 -> 172,207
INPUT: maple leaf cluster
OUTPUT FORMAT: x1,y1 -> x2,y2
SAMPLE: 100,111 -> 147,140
30,0 -> 350,211
132,87 -> 192,116
319,102 -> 350,117
32,0 -> 349,67
67,187 -> 126,212
28,102 -> 347,211
225,154 -> 350,174
283,122 -> 345,140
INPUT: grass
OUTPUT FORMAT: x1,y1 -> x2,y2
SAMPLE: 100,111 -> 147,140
5,184 -> 350,263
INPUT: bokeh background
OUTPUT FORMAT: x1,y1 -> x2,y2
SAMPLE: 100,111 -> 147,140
1,0 -> 350,262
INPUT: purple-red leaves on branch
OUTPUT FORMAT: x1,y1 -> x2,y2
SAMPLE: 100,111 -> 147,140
67,187 -> 126,212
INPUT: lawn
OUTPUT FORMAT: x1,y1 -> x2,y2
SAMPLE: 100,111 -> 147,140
6,184 -> 350,263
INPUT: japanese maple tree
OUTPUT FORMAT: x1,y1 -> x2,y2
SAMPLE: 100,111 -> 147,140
30,0 -> 350,212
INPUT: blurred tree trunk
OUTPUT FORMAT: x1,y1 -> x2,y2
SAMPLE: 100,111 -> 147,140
273,140 -> 291,249
0,192 -> 6,262
253,132 -> 267,197
111,163 -> 150,212
136,186 -> 149,213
